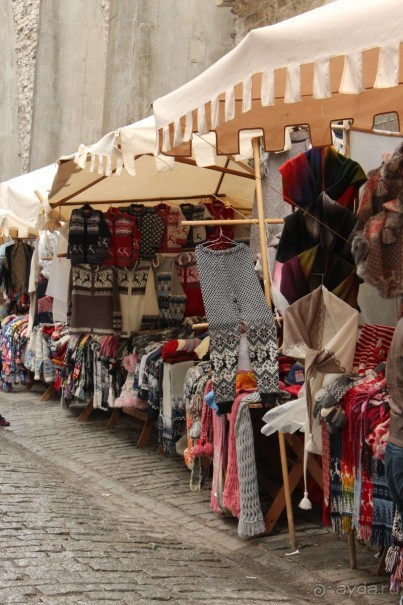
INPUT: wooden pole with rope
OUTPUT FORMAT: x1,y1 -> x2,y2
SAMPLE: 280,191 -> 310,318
252,137 -> 297,551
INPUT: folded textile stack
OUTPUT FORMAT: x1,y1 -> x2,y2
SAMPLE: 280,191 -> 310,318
161,337 -> 201,363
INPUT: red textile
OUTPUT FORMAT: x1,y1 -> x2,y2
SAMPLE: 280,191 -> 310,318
222,389 -> 258,518
103,208 -> 140,267
175,253 -> 205,317
204,201 -> 235,250
353,324 -> 395,374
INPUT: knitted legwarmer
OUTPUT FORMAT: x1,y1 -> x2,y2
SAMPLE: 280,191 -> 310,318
222,388 -> 261,520
222,393 -> 242,517
235,390 -> 266,539
210,411 -> 228,514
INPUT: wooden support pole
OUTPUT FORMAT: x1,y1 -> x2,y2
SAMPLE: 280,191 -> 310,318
348,530 -> 357,570
181,218 -> 284,227
77,400 -> 94,422
252,136 -> 297,551
376,547 -> 387,576
40,383 -> 55,402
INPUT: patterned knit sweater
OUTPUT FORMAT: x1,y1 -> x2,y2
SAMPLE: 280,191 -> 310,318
68,264 -> 122,336
103,208 -> 140,267
67,206 -> 111,265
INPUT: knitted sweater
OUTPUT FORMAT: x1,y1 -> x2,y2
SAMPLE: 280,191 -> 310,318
179,203 -> 212,248
386,317 -> 403,448
156,205 -> 189,253
175,252 -> 205,317
116,261 -> 159,336
68,264 -> 122,336
120,205 -> 164,259
353,198 -> 403,298
67,205 -> 111,265
103,208 -> 140,267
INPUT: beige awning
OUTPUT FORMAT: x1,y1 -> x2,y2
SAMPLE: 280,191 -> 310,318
48,116 -> 257,216
153,0 -> 403,155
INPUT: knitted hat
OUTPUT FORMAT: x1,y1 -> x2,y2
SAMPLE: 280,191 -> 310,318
284,362 -> 305,386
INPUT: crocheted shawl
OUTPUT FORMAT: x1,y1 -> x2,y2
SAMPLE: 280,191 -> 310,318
279,146 -> 367,210
282,286 -> 359,450
282,286 -> 359,506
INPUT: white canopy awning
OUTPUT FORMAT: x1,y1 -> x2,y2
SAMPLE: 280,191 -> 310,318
153,0 -> 403,154
0,164 -> 59,238
49,116 -> 257,214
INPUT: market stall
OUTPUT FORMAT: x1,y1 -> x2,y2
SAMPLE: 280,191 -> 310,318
152,0 -> 403,563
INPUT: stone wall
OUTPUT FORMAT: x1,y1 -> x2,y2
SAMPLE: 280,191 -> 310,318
4,0 -> 357,182
226,0 -> 334,43
1,0 -> 235,180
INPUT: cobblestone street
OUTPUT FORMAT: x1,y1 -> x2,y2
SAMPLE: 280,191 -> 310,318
0,385 -> 399,604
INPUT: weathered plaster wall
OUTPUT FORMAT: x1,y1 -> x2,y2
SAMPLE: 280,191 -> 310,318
3,0 -> 342,181
28,0 -> 110,170
0,1 -> 26,181
102,0 -> 235,133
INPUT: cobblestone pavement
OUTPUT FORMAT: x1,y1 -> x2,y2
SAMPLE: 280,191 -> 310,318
0,385 -> 399,604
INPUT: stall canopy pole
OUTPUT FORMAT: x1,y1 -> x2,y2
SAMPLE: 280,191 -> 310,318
252,137 -> 297,551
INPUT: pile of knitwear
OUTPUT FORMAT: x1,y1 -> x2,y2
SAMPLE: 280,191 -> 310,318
161,337 -> 203,363
183,366 -> 266,539
322,324 -> 396,550
0,314 -> 30,389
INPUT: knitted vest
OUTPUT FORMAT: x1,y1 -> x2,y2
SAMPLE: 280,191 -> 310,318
67,206 -> 111,265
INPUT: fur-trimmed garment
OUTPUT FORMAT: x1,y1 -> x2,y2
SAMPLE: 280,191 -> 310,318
356,142 -> 403,229
353,196 -> 403,298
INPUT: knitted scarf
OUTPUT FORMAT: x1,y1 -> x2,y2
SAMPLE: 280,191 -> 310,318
279,145 -> 366,210
330,430 -> 343,533
210,411 -> 228,514
370,458 -> 394,548
222,389 -> 261,521
341,390 -> 356,534
358,469 -> 373,541
321,421 -> 331,526
161,360 -> 195,453
385,510 -> 403,593
235,391 -> 266,539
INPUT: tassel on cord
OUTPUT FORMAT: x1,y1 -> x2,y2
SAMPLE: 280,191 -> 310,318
299,432 -> 313,510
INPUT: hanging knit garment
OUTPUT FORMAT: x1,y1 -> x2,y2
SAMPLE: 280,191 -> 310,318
385,510 -> 403,593
371,457 -> 394,548
234,391 -> 266,539
193,379 -> 214,459
210,409 -> 228,514
160,360 -> 195,453
114,353 -> 147,409
181,363 -> 211,491
330,430 -> 343,533
352,324 -> 395,375
321,421 -> 331,526
358,469 -> 374,541
190,380 -> 214,491
222,389 -> 261,521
